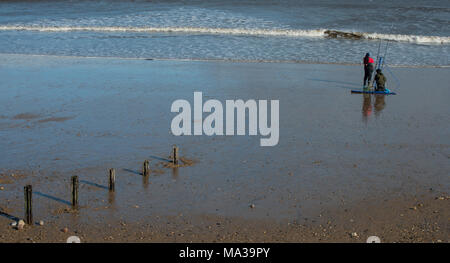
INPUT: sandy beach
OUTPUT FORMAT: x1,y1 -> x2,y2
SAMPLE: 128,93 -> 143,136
0,54 -> 449,242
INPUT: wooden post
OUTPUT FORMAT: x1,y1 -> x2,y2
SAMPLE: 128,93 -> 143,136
142,160 -> 149,176
24,185 -> 33,225
172,145 -> 179,165
109,168 -> 115,192
71,176 -> 79,209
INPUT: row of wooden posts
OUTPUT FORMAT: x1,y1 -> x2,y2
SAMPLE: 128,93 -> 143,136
22,145 -> 180,225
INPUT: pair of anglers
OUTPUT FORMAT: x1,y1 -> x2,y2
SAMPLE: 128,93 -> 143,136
363,53 -> 386,91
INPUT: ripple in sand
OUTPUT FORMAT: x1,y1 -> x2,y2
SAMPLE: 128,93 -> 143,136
37,116 -> 74,123
12,113 -> 40,120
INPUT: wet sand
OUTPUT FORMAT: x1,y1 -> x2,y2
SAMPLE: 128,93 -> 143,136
0,54 -> 449,242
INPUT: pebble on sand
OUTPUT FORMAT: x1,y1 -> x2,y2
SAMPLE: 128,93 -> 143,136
250,204 -> 255,209
351,232 -> 358,238
0,186 -> 4,190
62,227 -> 69,233
17,220 -> 25,230
39,220 -> 44,226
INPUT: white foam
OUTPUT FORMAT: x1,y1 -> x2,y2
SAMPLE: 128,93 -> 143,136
363,32 -> 450,44
0,25 -> 449,44
0,25 -> 326,37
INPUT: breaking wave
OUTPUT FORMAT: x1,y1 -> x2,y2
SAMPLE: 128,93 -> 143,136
1,25 -> 449,44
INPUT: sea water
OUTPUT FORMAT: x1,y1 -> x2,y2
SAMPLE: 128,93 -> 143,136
0,0 -> 449,66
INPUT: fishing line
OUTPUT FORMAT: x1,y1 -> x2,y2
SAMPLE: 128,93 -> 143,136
384,64 -> 401,89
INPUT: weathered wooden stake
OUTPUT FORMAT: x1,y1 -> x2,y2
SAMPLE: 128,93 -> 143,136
109,168 -> 115,192
172,145 -> 179,165
24,185 -> 33,225
142,160 -> 150,176
71,176 -> 79,209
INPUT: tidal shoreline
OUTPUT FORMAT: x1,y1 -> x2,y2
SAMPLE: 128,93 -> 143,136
1,53 -> 449,68
0,54 -> 448,242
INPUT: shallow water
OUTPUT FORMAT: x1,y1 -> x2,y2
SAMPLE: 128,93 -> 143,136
0,54 -> 448,222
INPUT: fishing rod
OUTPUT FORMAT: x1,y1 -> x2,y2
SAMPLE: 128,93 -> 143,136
381,23 -> 395,70
368,39 -> 383,99
383,39 -> 390,68
374,39 -> 382,71
382,37 -> 401,90
372,23 -> 401,91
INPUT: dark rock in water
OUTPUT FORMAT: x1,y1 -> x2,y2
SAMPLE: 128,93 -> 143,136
324,30 -> 364,40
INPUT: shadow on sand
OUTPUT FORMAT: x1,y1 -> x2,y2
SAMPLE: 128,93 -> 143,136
35,191 -> 71,206
0,210 -> 20,222
123,168 -> 142,176
149,155 -> 172,163
80,179 -> 108,190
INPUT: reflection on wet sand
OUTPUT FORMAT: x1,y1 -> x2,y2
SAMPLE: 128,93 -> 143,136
108,191 -> 115,204
172,167 -> 179,179
362,94 -> 372,122
143,174 -> 149,189
362,94 -> 386,121
374,95 -> 386,116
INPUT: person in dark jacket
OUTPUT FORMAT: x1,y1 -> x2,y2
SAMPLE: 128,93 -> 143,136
363,53 -> 375,86
374,69 -> 387,91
